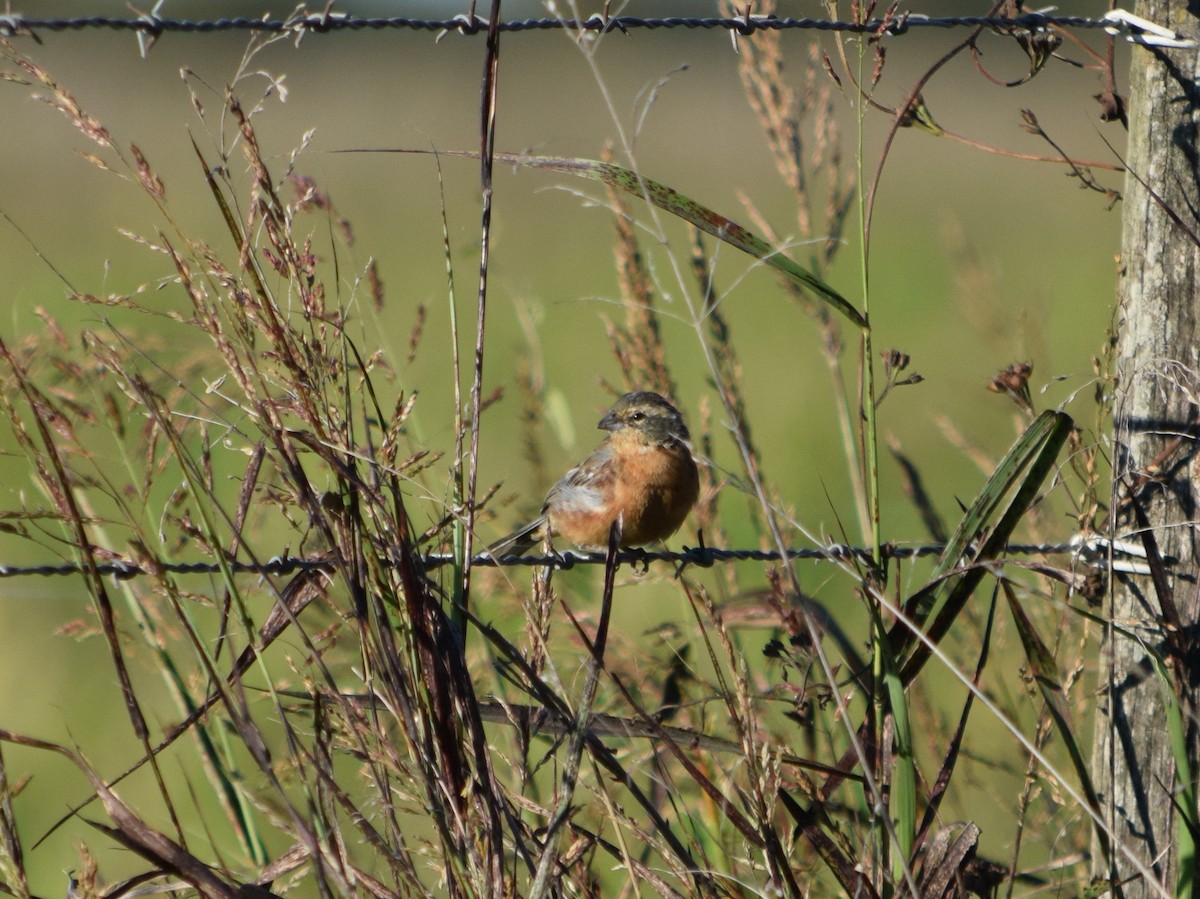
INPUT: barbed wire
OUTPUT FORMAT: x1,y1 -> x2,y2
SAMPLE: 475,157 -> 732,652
0,10 -> 1167,42
0,7 -> 1176,583
0,539 -> 1125,582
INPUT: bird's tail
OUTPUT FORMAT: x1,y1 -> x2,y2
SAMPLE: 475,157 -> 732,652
484,516 -> 547,560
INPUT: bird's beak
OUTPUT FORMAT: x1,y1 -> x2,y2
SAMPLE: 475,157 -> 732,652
598,410 -> 620,432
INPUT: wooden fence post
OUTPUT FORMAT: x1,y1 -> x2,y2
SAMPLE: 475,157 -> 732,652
1095,4 -> 1200,895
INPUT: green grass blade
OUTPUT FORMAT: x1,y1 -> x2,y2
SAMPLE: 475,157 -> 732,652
358,148 -> 866,328
898,410 -> 1073,682
1001,579 -> 1107,862
576,157 -> 864,328
876,612 -> 916,881
933,411 -> 1068,582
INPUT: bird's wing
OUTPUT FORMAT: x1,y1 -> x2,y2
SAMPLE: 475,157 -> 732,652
546,444 -> 614,511
486,443 -> 615,558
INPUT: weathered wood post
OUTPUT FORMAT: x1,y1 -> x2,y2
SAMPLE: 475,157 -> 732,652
1095,4 -> 1200,896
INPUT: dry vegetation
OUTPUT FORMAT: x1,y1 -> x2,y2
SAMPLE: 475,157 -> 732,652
0,5 -> 1139,899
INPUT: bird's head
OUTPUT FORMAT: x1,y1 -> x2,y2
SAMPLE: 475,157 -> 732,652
598,391 -> 690,445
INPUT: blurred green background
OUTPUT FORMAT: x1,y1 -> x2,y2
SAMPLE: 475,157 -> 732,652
0,1 -> 1123,891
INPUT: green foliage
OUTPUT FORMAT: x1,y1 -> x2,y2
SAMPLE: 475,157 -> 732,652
0,11 -> 1133,899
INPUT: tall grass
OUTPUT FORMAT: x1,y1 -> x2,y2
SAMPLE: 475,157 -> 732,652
0,7 -> 1138,898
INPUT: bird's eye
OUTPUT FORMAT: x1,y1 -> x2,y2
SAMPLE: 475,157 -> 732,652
629,410 -> 645,421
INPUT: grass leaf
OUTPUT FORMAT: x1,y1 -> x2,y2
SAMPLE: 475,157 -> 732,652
351,148 -> 867,329
1001,578 -> 1107,861
897,410 -> 1074,683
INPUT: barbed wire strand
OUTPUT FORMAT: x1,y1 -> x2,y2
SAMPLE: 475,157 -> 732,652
0,8 -> 1172,583
0,12 -> 1157,41
0,540 -> 1106,582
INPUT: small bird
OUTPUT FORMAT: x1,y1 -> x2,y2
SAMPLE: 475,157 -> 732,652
488,391 -> 701,557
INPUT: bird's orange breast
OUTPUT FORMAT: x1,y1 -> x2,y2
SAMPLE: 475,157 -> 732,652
548,433 -> 699,548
